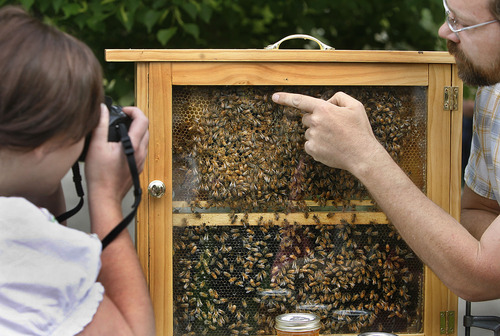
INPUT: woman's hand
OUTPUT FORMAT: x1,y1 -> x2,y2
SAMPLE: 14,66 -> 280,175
85,104 -> 149,207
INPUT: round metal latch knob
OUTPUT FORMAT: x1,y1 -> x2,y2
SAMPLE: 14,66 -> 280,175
148,180 -> 166,198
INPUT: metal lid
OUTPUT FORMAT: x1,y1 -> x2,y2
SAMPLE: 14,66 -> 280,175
275,313 -> 321,331
333,309 -> 371,320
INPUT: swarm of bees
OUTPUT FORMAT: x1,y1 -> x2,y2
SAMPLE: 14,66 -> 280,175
173,221 -> 423,335
173,86 -> 426,212
171,86 -> 427,335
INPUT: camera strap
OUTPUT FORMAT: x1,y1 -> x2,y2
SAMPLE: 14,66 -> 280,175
55,163 -> 85,223
100,123 -> 142,249
57,123 -> 142,250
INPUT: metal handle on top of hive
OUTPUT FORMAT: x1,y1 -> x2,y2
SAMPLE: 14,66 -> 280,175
265,34 -> 335,50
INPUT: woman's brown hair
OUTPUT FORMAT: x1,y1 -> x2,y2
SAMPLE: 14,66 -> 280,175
0,6 -> 103,150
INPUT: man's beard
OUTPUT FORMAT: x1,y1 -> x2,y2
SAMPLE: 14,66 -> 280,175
447,40 -> 500,86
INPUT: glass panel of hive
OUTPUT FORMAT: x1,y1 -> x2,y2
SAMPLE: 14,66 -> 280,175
172,86 -> 427,336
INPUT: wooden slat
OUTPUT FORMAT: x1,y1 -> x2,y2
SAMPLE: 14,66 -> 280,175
106,49 -> 456,64
448,65 -> 462,335
450,66 -> 463,222
425,267 -> 450,336
427,64 -> 452,210
172,211 -> 388,226
424,64 -> 455,336
172,199 -> 376,209
148,62 -> 173,335
170,62 -> 428,86
134,62 -> 150,282
246,334 -> 425,336
321,334 -> 425,336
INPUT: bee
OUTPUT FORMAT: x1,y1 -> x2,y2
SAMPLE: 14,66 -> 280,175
190,244 -> 197,254
228,304 -> 237,313
257,215 -> 264,225
359,289 -> 366,299
294,246 -> 301,255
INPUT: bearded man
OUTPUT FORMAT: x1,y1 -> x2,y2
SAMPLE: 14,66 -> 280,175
272,0 -> 500,301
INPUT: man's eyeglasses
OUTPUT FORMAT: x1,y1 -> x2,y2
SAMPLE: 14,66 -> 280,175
443,0 -> 499,39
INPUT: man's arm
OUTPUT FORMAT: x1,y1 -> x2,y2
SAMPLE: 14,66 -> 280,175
272,91 -> 500,301
351,146 -> 500,301
461,185 -> 500,239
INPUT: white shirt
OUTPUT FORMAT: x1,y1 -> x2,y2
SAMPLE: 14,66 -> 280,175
0,197 -> 104,335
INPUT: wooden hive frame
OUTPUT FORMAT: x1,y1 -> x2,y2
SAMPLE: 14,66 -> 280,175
106,49 -> 462,336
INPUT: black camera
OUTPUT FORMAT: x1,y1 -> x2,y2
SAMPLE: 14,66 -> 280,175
64,96 -> 140,248
78,96 -> 132,161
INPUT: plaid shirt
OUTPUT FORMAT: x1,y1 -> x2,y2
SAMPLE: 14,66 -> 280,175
464,83 -> 500,202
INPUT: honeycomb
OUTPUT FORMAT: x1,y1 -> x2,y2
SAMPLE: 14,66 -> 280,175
172,86 -> 427,211
171,86 -> 428,335
173,223 -> 423,335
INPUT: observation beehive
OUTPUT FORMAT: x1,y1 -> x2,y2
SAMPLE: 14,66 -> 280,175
106,49 -> 463,336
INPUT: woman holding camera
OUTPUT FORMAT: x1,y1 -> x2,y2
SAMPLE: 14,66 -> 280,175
0,6 -> 154,335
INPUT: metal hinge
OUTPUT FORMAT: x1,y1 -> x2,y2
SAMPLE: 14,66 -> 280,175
443,86 -> 459,111
440,311 -> 456,334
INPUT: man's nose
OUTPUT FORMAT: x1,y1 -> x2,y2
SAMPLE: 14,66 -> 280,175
438,22 -> 460,43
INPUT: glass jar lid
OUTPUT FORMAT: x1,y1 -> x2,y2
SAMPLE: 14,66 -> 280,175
275,313 -> 321,331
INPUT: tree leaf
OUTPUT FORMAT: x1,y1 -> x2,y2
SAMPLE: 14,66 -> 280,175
51,0 -> 64,13
62,3 -> 84,17
199,3 -> 212,23
157,27 -> 178,45
182,23 -> 199,39
181,2 -> 198,20
141,9 -> 162,33
118,4 -> 134,31
18,0 -> 35,10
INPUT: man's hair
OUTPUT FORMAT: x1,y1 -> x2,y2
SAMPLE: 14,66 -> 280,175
0,6 -> 103,150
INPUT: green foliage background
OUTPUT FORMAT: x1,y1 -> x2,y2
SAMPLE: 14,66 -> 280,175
0,0 -> 448,105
